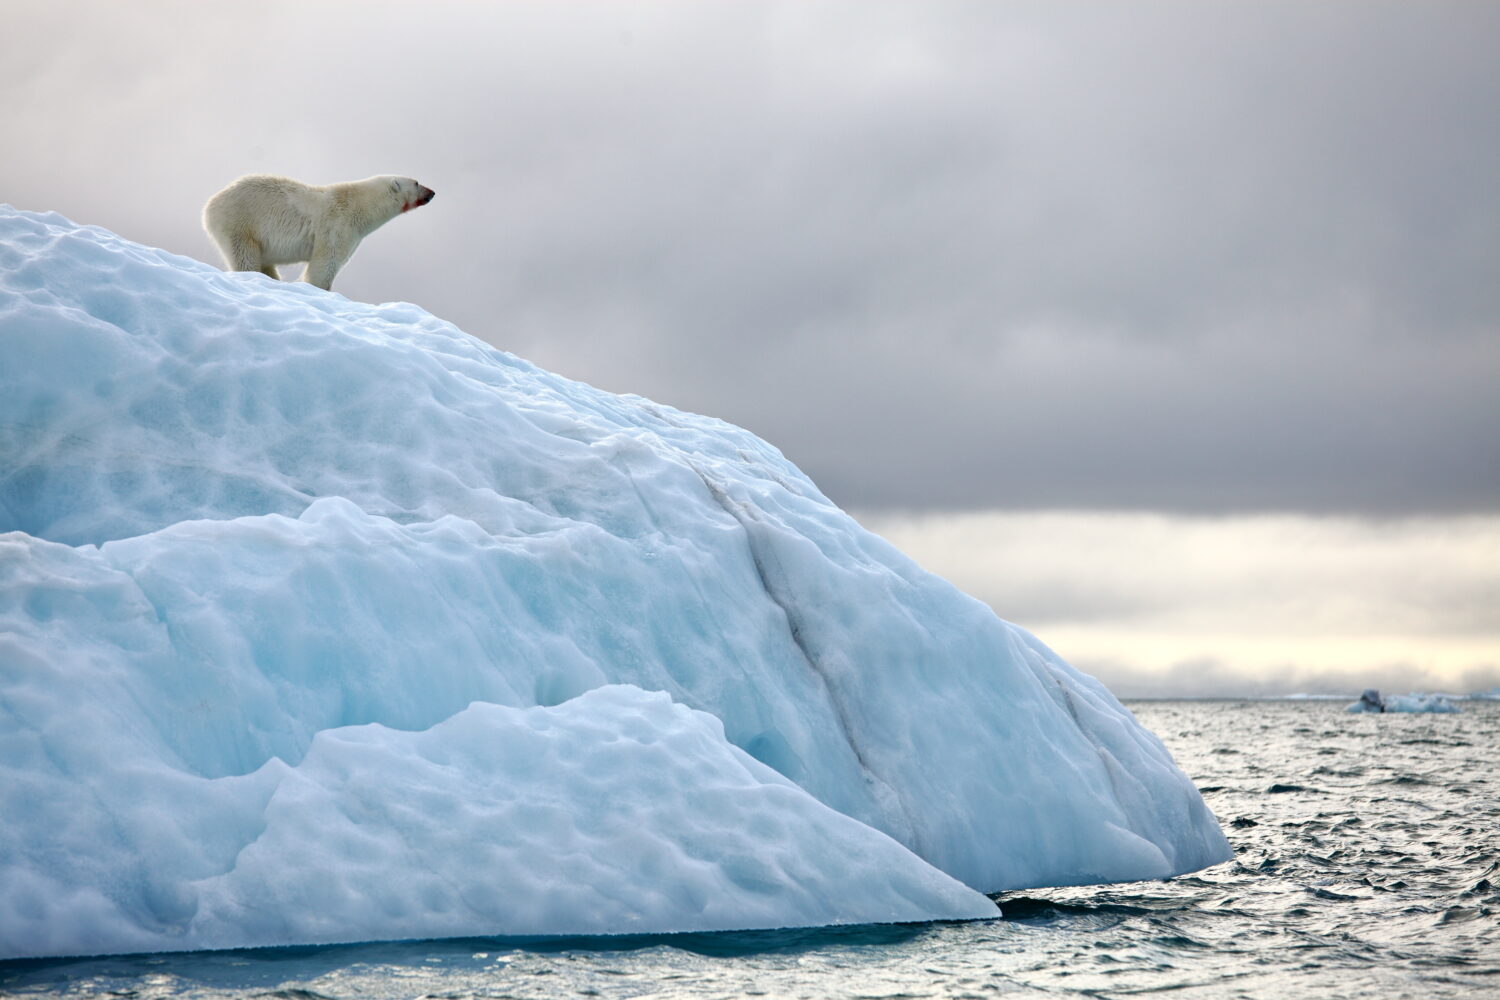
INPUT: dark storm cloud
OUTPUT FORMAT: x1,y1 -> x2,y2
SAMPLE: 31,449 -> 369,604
4,1 -> 1496,514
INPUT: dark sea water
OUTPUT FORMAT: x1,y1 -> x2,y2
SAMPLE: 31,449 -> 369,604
4,700 -> 1496,999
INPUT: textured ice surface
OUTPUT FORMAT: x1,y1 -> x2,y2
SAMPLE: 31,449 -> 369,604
0,207 -> 1230,958
0,668 -> 994,956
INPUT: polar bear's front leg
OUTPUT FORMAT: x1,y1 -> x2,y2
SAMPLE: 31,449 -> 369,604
303,235 -> 353,291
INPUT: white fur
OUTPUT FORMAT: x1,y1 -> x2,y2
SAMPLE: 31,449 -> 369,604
203,174 -> 435,290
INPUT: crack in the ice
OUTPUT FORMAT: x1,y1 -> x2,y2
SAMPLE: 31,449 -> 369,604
690,465 -> 921,852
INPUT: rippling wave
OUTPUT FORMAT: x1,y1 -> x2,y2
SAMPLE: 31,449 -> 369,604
3,700 -> 1495,999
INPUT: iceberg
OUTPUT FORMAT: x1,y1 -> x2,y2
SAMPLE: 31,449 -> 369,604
1385,693 -> 1461,713
1346,689 -> 1461,714
0,207 -> 1231,959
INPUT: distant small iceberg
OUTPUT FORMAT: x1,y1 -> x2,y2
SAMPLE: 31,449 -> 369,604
1346,689 -> 1462,714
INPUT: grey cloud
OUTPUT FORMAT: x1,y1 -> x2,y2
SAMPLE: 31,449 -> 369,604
3,1 -> 1497,514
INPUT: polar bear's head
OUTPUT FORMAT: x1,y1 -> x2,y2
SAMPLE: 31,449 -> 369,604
386,177 -> 436,213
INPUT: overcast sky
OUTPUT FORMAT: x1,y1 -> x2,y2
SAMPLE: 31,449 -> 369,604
4,1 -> 1496,694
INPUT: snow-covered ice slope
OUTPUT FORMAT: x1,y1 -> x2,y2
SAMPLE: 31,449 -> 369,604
0,207 -> 1231,958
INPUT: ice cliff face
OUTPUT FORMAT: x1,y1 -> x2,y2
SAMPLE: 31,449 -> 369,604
0,207 -> 1231,958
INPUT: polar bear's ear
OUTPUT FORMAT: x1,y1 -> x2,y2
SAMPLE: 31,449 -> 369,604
389,178 -> 401,193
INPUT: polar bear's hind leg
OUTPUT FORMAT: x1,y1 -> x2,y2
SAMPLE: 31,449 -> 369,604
213,229 -> 271,277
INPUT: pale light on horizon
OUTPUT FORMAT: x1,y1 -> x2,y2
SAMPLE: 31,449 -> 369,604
858,510 -> 1500,698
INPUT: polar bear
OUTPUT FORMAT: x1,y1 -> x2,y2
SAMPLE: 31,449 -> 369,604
202,174 -> 435,291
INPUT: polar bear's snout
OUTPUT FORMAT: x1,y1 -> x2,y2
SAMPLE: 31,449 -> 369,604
407,185 -> 436,212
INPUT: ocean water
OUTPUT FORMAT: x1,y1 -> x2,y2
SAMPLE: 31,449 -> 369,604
3,699 -> 1495,999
